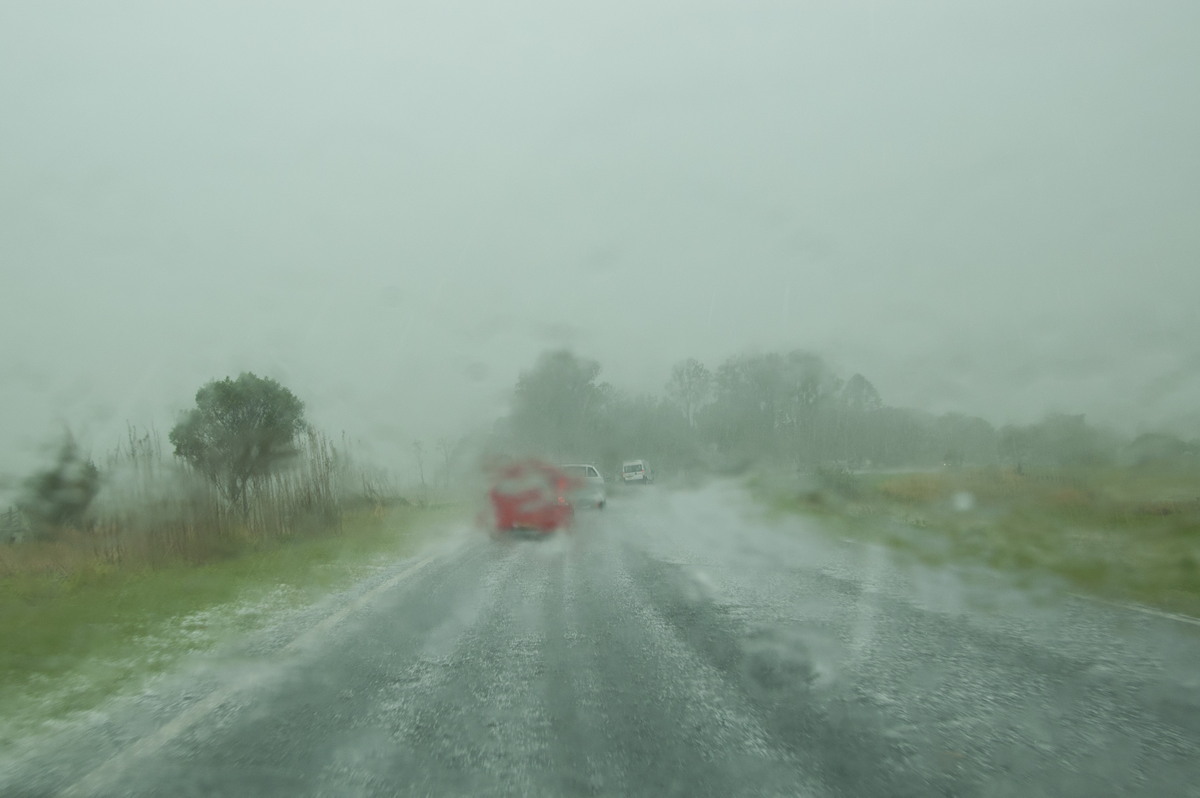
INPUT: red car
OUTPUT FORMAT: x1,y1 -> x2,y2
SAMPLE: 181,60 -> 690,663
487,459 -> 576,536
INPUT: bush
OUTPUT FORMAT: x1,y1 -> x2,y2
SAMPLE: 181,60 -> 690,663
17,437 -> 100,538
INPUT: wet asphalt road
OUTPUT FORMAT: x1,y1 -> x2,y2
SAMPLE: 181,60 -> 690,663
6,484 -> 1200,797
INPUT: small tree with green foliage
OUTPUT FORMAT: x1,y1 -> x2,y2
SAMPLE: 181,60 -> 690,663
169,372 -> 306,511
17,434 -> 101,537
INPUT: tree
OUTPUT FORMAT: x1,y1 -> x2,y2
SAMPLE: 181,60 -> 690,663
509,350 -> 612,458
1123,432 -> 1197,467
666,358 -> 712,428
413,440 -> 428,505
1036,413 -> 1114,467
999,424 -> 1036,470
832,374 -> 883,467
601,390 -> 699,475
931,413 -> 998,467
839,374 -> 882,413
1000,414 -> 1116,470
700,350 -> 839,466
18,434 -> 101,536
169,372 -> 306,510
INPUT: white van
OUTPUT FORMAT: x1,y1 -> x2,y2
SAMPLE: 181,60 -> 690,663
621,459 -> 653,485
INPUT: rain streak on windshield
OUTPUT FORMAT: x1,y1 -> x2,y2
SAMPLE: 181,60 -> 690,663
2,2 -> 1199,797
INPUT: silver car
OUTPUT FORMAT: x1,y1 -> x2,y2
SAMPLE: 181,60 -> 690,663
558,464 -> 607,509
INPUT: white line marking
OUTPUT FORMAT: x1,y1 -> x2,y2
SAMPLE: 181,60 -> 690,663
840,542 -> 1200,628
836,537 -> 1200,629
59,555 -> 435,798
1068,593 -> 1200,628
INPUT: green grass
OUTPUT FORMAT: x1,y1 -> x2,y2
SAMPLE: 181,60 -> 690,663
0,504 -> 461,747
756,466 -> 1200,618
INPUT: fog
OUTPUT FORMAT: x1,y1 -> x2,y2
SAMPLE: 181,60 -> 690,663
3,0 -> 1200,485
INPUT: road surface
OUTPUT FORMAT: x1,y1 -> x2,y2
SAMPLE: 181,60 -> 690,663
4,484 -> 1199,797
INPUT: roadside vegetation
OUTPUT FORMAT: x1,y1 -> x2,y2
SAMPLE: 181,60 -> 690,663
0,372 -> 457,743
756,464 -> 1200,617
0,503 -> 448,748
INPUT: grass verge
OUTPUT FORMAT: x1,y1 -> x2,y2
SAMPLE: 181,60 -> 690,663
0,504 -> 461,748
754,466 -> 1200,618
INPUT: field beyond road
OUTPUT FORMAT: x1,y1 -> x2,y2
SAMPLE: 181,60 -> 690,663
757,465 -> 1200,618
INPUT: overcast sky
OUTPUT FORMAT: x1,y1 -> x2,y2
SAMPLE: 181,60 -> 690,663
3,0 -> 1199,481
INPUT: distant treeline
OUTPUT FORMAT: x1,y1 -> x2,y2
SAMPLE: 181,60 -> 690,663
492,349 -> 1200,477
